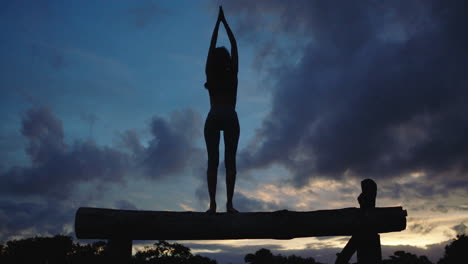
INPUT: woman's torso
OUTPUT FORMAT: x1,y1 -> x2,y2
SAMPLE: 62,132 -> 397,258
206,66 -> 238,109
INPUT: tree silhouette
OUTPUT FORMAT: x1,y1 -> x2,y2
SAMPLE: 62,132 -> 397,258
382,250 -> 433,264
133,240 -> 216,264
3,234 -> 467,264
70,240 -> 107,263
245,248 -> 323,264
0,244 -> 5,262
0,236 -> 216,264
438,234 -> 468,264
2,235 -> 73,264
0,235 -> 109,264
245,248 -> 274,264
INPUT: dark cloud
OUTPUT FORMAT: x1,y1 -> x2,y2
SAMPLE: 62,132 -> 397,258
21,106 -> 65,164
0,107 -> 131,199
119,129 -> 144,155
452,222 -> 467,235
0,106 -> 203,240
0,106 -> 204,199
235,192 -> 282,212
195,182 -> 293,212
80,112 -> 99,139
139,109 -> 204,179
224,1 -> 468,187
0,199 -> 74,241
114,199 -> 138,210
410,222 -> 436,235
431,204 -> 449,214
0,132 -> 25,169
194,181 -> 209,208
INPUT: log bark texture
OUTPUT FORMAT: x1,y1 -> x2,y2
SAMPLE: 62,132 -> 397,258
75,207 -> 406,240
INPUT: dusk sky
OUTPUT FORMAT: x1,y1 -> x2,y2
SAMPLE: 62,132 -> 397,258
1,0 -> 467,263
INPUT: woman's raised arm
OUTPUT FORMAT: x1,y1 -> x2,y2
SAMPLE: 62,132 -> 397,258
206,8 -> 222,75
220,6 -> 238,73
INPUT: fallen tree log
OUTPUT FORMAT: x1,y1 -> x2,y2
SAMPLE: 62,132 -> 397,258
75,206 -> 406,240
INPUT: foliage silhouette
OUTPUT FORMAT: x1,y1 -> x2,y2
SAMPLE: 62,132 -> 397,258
0,236 -> 215,264
244,248 -> 323,264
382,250 -> 433,264
0,235 -> 107,264
71,240 -> 107,263
438,234 -> 468,264
2,235 -> 73,264
1,234 -> 466,263
133,240 -> 216,264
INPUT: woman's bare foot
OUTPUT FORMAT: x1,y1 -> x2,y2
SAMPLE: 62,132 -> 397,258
206,202 -> 216,214
226,203 -> 239,213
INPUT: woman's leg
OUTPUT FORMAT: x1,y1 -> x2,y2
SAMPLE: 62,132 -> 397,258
204,112 -> 220,213
224,111 -> 240,213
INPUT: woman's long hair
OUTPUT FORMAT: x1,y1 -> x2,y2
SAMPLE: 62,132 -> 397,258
213,46 -> 231,68
205,47 -> 231,89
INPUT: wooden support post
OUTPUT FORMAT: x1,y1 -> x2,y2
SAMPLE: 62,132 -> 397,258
356,233 -> 381,264
336,179 -> 384,264
107,239 -> 132,264
356,179 -> 382,264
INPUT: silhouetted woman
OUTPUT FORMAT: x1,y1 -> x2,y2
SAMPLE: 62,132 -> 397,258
204,6 -> 239,213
